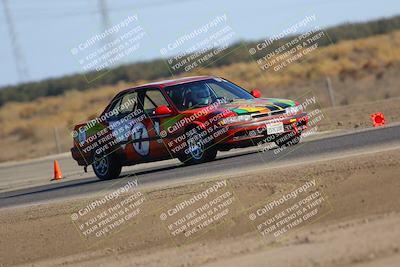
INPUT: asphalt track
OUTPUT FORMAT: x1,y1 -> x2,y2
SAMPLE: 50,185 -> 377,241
0,125 -> 399,208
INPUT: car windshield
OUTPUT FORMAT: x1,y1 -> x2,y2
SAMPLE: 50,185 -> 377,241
164,78 -> 254,110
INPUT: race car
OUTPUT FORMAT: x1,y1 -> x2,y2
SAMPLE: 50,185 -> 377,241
71,76 -> 308,180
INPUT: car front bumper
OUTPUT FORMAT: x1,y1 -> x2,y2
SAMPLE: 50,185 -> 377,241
215,112 -> 308,148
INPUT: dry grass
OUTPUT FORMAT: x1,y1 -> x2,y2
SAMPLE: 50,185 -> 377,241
1,31 -> 400,162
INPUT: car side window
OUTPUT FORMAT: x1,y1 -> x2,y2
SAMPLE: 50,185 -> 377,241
166,87 -> 185,110
107,91 -> 138,119
166,85 -> 213,110
119,92 -> 138,114
141,89 -> 169,116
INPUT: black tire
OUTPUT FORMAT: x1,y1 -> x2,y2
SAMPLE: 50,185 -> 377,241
274,132 -> 301,147
92,152 -> 122,180
178,126 -> 217,165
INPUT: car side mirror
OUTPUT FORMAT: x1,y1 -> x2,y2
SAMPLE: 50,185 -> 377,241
250,89 -> 262,98
155,105 -> 172,115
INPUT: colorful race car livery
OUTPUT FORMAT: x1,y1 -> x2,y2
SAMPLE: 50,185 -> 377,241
71,76 -> 308,180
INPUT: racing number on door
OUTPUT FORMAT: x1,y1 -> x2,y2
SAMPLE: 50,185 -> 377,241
132,122 -> 149,156
136,128 -> 144,150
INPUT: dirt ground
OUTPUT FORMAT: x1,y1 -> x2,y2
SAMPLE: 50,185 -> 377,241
317,97 -> 400,132
0,144 -> 399,267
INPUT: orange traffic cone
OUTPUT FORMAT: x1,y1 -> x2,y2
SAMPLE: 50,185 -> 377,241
371,112 -> 385,127
52,160 -> 63,181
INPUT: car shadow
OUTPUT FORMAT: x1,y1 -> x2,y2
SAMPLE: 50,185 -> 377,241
0,149 -> 260,200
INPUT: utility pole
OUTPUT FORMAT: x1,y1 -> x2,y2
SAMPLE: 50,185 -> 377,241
98,0 -> 113,45
2,0 -> 29,82
325,76 -> 336,107
53,127 -> 62,154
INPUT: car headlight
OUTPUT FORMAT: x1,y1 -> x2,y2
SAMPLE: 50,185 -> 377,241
220,114 -> 252,125
286,105 -> 302,115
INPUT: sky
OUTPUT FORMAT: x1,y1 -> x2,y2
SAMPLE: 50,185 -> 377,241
0,0 -> 399,87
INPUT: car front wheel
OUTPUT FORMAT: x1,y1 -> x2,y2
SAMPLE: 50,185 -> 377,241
178,126 -> 217,165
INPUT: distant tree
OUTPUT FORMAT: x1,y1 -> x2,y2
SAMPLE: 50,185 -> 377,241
1,15 -> 400,106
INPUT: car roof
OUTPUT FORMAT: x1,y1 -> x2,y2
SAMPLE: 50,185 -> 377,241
141,76 -> 215,87
120,76 -> 216,94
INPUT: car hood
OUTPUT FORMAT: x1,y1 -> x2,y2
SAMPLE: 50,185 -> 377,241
164,98 -> 298,130
216,98 -> 296,115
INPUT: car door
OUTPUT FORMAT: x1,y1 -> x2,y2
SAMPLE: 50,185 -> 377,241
103,90 -> 140,157
123,87 -> 176,162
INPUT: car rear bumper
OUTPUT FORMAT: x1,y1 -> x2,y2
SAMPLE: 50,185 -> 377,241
71,147 -> 88,166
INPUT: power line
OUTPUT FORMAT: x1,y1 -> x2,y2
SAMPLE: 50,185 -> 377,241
2,0 -> 29,82
0,0 -> 196,21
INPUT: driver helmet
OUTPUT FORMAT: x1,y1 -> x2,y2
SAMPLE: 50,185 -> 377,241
190,86 -> 211,106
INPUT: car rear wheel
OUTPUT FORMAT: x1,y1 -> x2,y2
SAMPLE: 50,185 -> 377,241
178,126 -> 217,165
92,152 -> 122,180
